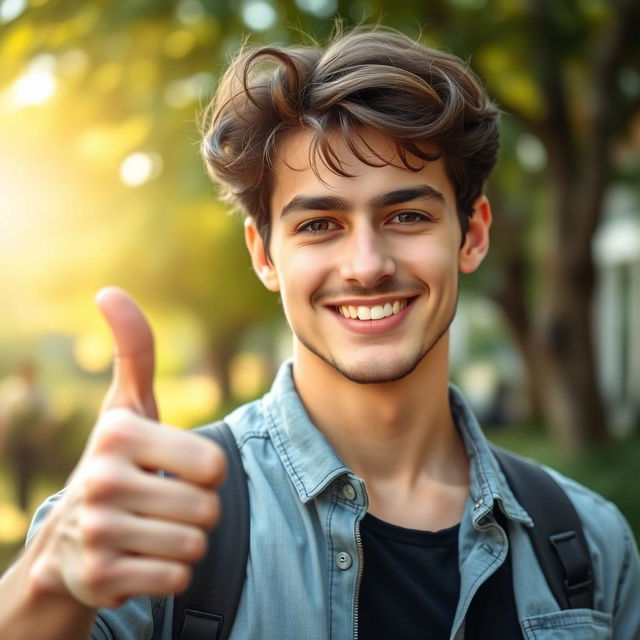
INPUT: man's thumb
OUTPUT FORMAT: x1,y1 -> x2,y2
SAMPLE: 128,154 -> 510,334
96,286 -> 159,420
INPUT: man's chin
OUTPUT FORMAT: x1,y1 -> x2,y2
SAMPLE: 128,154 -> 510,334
311,350 -> 428,385
331,360 -> 425,385
296,335 -> 433,385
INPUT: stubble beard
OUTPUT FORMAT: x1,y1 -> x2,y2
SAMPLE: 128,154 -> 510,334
293,303 -> 458,385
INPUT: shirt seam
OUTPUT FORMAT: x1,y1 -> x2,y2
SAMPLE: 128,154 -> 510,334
235,430 -> 270,448
325,496 -> 339,636
613,505 -> 633,621
92,615 -> 112,640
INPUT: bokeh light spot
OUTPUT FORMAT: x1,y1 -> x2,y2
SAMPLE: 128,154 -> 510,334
164,71 -> 214,108
119,151 -> 163,187
8,54 -> 58,108
176,0 -> 205,25
74,332 -> 113,373
242,1 -> 276,32
0,504 -> 28,543
163,29 -> 196,58
230,352 -> 270,400
57,48 -> 90,77
294,0 -> 337,18
0,0 -> 27,24
516,134 -> 547,172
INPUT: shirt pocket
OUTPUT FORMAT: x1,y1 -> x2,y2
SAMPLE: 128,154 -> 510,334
521,609 -> 612,640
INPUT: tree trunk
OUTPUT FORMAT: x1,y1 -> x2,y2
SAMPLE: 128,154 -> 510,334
207,337 -> 238,408
536,258 -> 609,450
490,256 -> 544,420
494,228 -> 610,451
532,155 -> 610,450
489,167 -> 610,450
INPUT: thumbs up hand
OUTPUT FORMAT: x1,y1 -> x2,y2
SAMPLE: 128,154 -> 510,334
31,288 -> 226,610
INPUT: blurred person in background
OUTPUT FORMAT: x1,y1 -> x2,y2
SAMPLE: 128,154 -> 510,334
0,360 -> 53,513
0,25 -> 639,640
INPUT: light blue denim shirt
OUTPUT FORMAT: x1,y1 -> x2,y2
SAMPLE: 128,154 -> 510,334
29,361 -> 640,639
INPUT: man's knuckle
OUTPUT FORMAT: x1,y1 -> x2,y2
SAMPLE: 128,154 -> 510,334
84,463 -> 124,503
201,443 -> 227,484
82,553 -> 111,592
196,493 -> 220,527
181,529 -> 207,561
166,564 -> 191,594
94,409 -> 138,451
80,509 -> 117,548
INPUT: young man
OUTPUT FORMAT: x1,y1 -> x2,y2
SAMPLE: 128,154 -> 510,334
1,27 -> 638,639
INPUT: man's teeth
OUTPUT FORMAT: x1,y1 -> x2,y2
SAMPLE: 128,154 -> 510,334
338,300 -> 407,320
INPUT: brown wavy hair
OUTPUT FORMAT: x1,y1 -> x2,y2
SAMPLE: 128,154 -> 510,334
200,26 -> 500,248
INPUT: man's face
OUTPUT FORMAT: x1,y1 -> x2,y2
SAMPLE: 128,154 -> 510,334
246,130 -> 490,384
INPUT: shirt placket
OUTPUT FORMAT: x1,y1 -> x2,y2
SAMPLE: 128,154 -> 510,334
450,507 -> 509,640
325,476 -> 368,640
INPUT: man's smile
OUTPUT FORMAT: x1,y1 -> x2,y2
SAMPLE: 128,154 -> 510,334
324,296 -> 418,336
334,298 -> 411,320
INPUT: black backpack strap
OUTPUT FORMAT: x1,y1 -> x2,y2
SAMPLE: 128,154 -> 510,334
491,446 -> 594,610
172,421 -> 250,640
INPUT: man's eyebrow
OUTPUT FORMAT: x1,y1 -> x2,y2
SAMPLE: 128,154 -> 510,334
279,184 -> 446,219
368,185 -> 446,209
280,195 -> 350,218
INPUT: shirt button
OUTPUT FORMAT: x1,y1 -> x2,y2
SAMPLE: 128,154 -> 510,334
336,552 -> 353,570
342,483 -> 357,501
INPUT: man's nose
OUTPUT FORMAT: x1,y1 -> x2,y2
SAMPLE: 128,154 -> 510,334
338,226 -> 396,288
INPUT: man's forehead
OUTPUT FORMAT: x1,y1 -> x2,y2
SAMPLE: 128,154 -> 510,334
274,128 -> 417,174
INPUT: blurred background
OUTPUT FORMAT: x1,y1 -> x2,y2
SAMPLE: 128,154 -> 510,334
1,0 -> 639,570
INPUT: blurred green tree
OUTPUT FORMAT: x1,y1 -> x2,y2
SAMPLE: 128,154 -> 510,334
406,0 -> 640,450
1,0 -> 638,446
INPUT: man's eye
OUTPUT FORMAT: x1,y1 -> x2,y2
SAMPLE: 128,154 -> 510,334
297,219 -> 338,233
391,211 -> 430,224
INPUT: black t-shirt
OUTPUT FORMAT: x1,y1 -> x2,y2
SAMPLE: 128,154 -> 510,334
358,512 -> 523,639
358,513 -> 461,639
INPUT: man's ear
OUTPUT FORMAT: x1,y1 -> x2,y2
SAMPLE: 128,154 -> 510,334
459,195 -> 492,274
244,218 -> 280,292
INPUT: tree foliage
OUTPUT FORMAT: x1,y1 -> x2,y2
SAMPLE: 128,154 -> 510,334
1,0 -> 638,441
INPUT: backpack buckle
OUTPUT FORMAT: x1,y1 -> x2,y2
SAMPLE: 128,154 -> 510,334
550,531 -> 593,608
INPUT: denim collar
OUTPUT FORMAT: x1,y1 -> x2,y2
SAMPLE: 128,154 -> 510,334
449,384 -> 532,526
262,361 -> 350,503
263,360 -> 532,525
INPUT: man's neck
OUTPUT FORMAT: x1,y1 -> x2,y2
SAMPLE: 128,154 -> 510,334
291,335 -> 470,529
